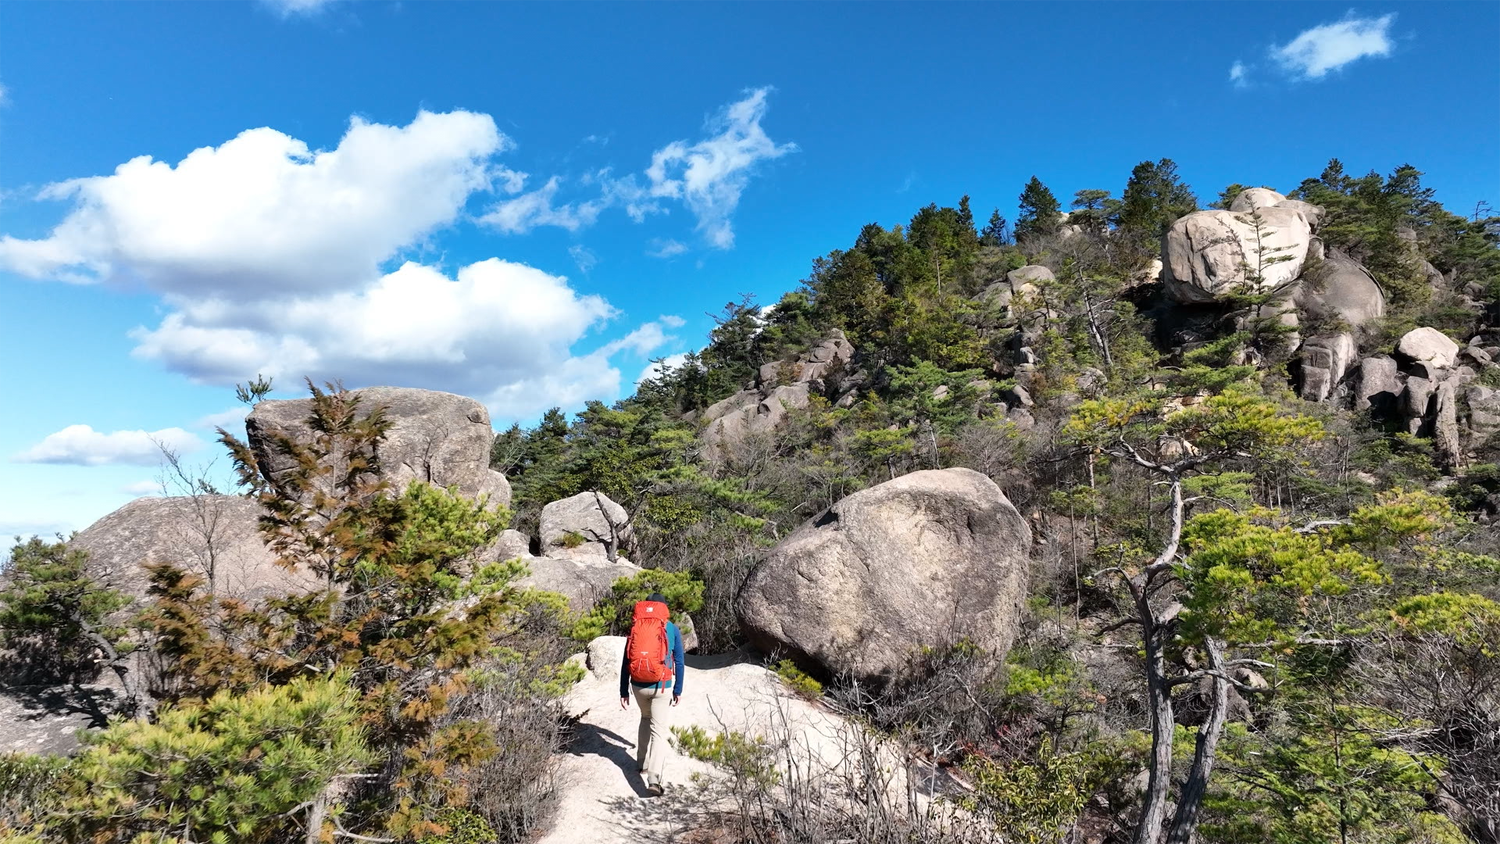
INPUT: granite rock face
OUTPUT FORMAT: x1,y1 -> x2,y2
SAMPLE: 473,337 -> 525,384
738,468 -> 1032,684
247,387 -> 510,510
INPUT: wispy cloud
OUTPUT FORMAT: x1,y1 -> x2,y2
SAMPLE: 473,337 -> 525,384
483,88 -> 795,249
647,238 -> 688,258
260,0 -> 339,17
569,244 -> 598,275
1271,12 -> 1397,79
13,425 -> 203,467
1229,61 -> 1249,89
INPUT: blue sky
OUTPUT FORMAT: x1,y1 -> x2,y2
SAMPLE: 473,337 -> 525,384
2,1 -> 1497,536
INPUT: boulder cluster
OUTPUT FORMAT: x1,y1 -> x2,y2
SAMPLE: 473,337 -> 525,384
67,388 -> 638,615
700,329 -> 858,460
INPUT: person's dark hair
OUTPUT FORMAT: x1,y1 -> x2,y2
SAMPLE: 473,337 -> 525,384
646,592 -> 668,606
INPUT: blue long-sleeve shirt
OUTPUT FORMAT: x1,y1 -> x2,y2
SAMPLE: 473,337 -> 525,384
621,621 -> 684,698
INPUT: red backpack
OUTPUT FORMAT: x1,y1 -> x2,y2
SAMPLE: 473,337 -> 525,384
625,600 -> 673,685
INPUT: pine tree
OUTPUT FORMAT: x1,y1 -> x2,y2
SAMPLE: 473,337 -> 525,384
1016,176 -> 1063,242
1118,158 -> 1199,243
981,209 -> 1010,247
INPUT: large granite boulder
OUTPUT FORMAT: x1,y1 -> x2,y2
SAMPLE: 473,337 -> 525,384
540,492 -> 633,559
1163,208 -> 1312,304
1396,328 -> 1461,371
1007,265 -> 1055,297
69,496 -> 317,601
246,387 -> 510,509
1229,187 -> 1287,212
1296,248 -> 1385,329
1275,199 -> 1324,232
737,468 -> 1032,684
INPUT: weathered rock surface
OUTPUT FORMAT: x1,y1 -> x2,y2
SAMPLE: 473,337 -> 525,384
537,637 -> 937,844
540,491 -> 632,559
737,468 -> 1032,684
1007,265 -> 1055,296
488,528 -> 532,562
703,331 -> 854,460
516,554 -> 640,614
1229,187 -> 1287,212
1467,386 -> 1500,438
1396,327 -> 1461,370
1163,207 -> 1312,304
69,495 -> 317,600
1299,333 -> 1358,403
246,387 -> 510,509
1296,248 -> 1384,329
1275,199 -> 1324,231
1356,356 -> 1402,414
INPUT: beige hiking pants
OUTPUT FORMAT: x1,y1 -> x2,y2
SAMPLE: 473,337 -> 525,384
632,684 -> 672,786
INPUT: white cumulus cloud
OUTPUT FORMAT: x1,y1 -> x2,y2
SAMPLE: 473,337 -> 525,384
1,111 -> 682,421
1271,13 -> 1397,79
14,425 -> 204,467
0,110 -> 505,297
637,353 -> 690,385
481,88 -> 794,249
127,258 -> 638,418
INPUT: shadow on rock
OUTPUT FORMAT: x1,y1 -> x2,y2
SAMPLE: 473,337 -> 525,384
566,718 -> 652,798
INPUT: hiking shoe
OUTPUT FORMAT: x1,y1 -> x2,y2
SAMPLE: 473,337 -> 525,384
646,782 -> 664,797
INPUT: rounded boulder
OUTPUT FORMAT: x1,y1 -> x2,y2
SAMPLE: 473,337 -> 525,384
737,468 -> 1032,684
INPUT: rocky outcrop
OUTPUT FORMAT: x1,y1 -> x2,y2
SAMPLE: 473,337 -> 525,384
1296,248 -> 1385,329
539,491 -> 632,559
246,387 -> 510,510
69,496 -> 318,601
703,331 -> 856,460
1299,333 -> 1358,403
538,636 -> 921,844
1007,265 -> 1054,297
737,468 -> 1031,684
1229,187 -> 1286,213
1275,199 -> 1324,231
1467,386 -> 1500,439
1397,327 -> 1461,370
1355,356 -> 1402,414
1163,207 -> 1312,304
515,553 -> 639,614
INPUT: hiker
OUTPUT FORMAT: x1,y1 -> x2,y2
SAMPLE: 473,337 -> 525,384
619,591 -> 685,796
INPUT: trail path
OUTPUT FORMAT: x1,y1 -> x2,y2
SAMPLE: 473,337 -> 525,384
537,637 -> 849,844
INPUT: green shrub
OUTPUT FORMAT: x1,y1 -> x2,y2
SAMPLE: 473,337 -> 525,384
559,531 -> 586,549
570,569 -> 704,642
0,537 -> 130,684
52,673 -> 371,844
0,753 -> 67,834
429,808 -> 498,844
774,659 -> 823,698
670,725 -> 780,790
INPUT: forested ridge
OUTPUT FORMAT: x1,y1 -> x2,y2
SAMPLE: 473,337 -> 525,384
3,158 -> 1499,844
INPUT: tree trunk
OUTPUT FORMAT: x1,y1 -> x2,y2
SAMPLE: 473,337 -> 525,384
1132,476 -> 1187,844
1167,637 -> 1229,844
1133,603 -> 1175,844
